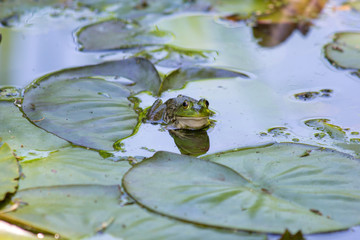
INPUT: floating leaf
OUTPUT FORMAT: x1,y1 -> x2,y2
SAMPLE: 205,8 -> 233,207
76,19 -> 172,51
0,185 -> 265,240
25,58 -> 161,95
136,45 -> 217,68
324,32 -> 360,70
123,143 -> 360,234
304,119 -> 346,140
0,143 -> 19,201
160,66 -> 249,94
22,77 -> 138,151
0,102 -> 68,156
19,147 -> 131,190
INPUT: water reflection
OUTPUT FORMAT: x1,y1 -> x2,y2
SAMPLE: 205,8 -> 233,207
169,129 -> 210,156
253,0 -> 327,47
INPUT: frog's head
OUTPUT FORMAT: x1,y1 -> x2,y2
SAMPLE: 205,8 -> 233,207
170,95 -> 214,129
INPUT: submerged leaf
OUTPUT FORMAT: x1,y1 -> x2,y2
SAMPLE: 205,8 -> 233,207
76,19 -> 172,51
123,143 -> 360,234
0,143 -> 19,201
160,66 -> 249,94
0,185 -> 265,240
304,119 -> 346,140
324,32 -> 360,70
136,45 -> 217,68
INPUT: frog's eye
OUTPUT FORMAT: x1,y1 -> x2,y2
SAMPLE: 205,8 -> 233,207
182,101 -> 189,109
205,100 -> 209,107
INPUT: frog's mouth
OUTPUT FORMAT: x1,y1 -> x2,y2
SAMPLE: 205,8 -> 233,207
173,116 -> 210,130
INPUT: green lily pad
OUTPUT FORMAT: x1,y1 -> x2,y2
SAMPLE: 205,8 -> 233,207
0,185 -> 265,240
160,66 -> 249,94
76,19 -> 173,51
324,32 -> 360,70
123,143 -> 360,234
25,58 -> 162,95
0,143 -> 19,201
22,77 -> 138,151
19,147 -> 130,190
0,102 -> 68,155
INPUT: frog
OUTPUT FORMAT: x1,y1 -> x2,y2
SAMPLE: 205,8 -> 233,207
145,95 -> 214,130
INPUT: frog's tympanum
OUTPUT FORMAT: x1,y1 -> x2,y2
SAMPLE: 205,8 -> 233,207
146,95 -> 214,130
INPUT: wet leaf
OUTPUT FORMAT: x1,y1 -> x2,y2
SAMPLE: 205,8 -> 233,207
0,143 -> 19,201
160,66 -> 249,94
0,185 -> 265,240
324,32 -> 360,70
19,147 -> 130,190
304,119 -> 346,140
22,77 -> 138,151
136,45 -> 217,68
76,19 -> 172,51
123,143 -> 360,234
0,102 -> 69,157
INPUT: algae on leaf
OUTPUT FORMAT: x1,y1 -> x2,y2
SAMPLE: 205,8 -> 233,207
123,143 -> 360,234
0,143 -> 19,201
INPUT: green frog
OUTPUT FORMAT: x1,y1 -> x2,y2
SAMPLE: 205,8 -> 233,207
146,95 -> 214,130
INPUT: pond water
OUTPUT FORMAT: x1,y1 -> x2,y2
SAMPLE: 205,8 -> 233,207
1,0 -> 360,239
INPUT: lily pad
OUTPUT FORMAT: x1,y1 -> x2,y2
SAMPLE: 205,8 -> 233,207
0,185 -> 265,240
160,66 -> 249,94
22,77 -> 138,151
19,147 -> 131,190
25,58 -> 162,95
123,143 -> 360,234
324,32 -> 360,70
0,143 -> 19,201
0,102 -> 68,155
76,19 -> 173,51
